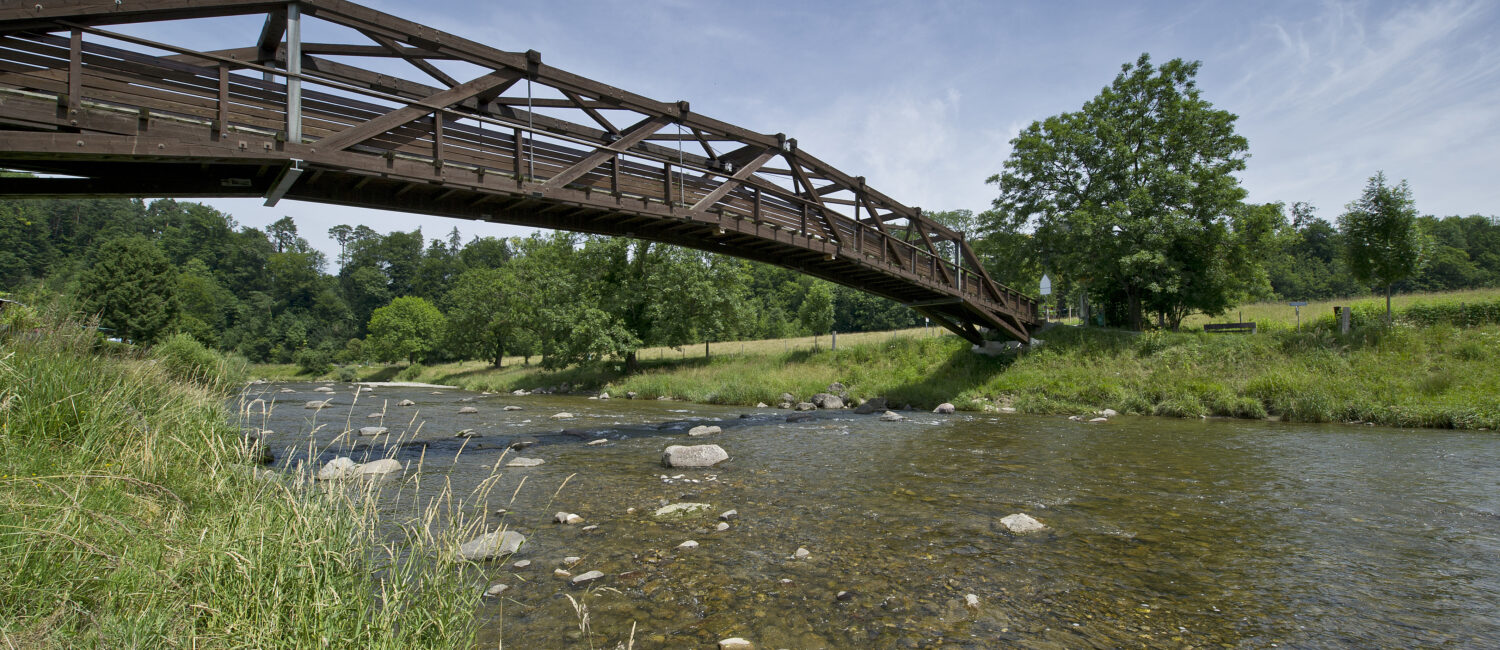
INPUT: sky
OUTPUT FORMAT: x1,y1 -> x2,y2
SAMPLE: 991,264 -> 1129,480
114,0 -> 1500,262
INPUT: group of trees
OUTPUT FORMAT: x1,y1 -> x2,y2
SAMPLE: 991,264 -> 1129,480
0,195 -> 923,367
978,54 -> 1498,328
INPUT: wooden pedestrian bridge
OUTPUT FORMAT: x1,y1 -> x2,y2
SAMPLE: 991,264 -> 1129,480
0,0 -> 1039,343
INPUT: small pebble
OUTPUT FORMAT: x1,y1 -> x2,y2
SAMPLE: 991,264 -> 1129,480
554,569 -> 571,578
678,540 -> 699,549
836,590 -> 854,601
512,560 -> 531,569
715,522 -> 730,532
965,593 -> 981,608
485,583 -> 508,597
571,570 -> 604,584
581,525 -> 598,531
719,509 -> 738,521
793,547 -> 810,560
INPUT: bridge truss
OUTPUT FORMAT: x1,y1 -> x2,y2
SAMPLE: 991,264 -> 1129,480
0,0 -> 1039,342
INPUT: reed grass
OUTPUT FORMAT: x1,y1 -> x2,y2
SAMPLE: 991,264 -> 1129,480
0,313 -> 504,647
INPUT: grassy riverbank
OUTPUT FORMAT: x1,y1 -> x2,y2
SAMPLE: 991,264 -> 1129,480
263,294 -> 1500,431
0,318 -> 482,646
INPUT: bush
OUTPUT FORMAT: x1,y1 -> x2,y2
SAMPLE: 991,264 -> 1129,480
1400,299 -> 1500,328
335,365 -> 359,382
295,348 -> 333,376
152,333 -> 246,392
395,363 -> 425,382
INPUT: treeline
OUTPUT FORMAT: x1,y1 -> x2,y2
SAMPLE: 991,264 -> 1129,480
0,196 -> 921,368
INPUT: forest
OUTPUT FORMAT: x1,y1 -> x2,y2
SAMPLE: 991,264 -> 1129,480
2,191 -> 1497,373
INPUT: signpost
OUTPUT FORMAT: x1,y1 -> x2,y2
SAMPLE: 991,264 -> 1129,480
1039,274 -> 1052,321
1289,301 -> 1307,331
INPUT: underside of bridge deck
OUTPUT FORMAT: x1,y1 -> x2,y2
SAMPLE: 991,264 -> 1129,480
0,0 -> 1039,343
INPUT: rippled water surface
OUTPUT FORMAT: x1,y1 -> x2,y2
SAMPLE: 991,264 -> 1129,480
240,382 -> 1500,648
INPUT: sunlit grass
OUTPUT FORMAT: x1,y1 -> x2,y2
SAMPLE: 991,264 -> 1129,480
0,314 -> 497,647
1182,287 -> 1500,328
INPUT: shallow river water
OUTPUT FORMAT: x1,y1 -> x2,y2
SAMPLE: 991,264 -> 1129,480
240,382 -> 1500,648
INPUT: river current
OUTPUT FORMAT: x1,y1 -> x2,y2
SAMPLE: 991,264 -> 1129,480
239,382 -> 1500,648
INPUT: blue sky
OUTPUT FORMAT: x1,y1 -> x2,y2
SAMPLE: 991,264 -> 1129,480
131,0 -> 1499,261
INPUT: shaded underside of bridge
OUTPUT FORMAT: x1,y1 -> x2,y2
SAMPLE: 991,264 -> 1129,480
0,0 -> 1039,343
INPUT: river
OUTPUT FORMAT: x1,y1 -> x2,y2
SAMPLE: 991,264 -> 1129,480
239,382 -> 1500,648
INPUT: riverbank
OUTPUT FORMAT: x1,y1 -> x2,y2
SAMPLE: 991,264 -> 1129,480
0,320 -> 480,646
260,311 -> 1500,431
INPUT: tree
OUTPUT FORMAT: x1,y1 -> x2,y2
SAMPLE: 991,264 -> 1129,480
1338,172 -> 1427,322
798,282 -> 835,346
443,267 -> 516,366
983,54 -> 1256,330
78,235 -> 178,343
366,296 -> 446,363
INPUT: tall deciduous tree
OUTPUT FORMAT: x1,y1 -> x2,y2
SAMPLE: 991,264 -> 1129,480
366,296 -> 446,363
983,54 -> 1258,330
798,282 -> 835,346
78,235 -> 178,343
1338,172 -> 1427,322
443,267 -> 518,366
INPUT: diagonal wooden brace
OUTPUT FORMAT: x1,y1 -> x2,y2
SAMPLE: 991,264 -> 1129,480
536,114 -> 672,192
689,148 -> 777,212
314,70 -> 521,152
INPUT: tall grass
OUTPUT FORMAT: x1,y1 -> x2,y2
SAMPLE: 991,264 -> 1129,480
0,313 -> 498,646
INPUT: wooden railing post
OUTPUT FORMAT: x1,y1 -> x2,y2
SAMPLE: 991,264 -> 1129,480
66,29 -> 82,116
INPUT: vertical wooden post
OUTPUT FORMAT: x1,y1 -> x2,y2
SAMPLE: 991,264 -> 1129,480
67,29 -> 82,116
431,110 -> 444,168
752,186 -> 761,222
800,203 -> 808,237
216,66 -> 229,139
610,154 -> 620,194
663,162 -> 673,204
511,127 -> 523,179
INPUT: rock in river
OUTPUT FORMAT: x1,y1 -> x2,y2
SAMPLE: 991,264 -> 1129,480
316,457 -> 357,480
314,386 -> 334,393
571,570 -> 604,584
458,406 -> 479,414
554,512 -> 584,525
654,502 -> 712,519
506,457 -> 545,467
1000,512 -> 1047,533
358,426 -> 388,436
456,529 -> 526,561
662,444 -> 728,468
853,397 -> 888,414
879,411 -> 906,422
811,393 -> 843,409
794,402 -> 817,411
688,425 -> 722,437
678,540 -> 699,549
503,405 -> 523,411
933,402 -> 956,414
793,547 -> 811,560
719,638 -> 754,650
356,458 -> 402,477
397,399 -> 416,407
305,400 -> 331,409
550,412 -> 574,420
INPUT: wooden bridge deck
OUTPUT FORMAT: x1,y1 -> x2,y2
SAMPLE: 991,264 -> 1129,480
0,0 -> 1039,343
